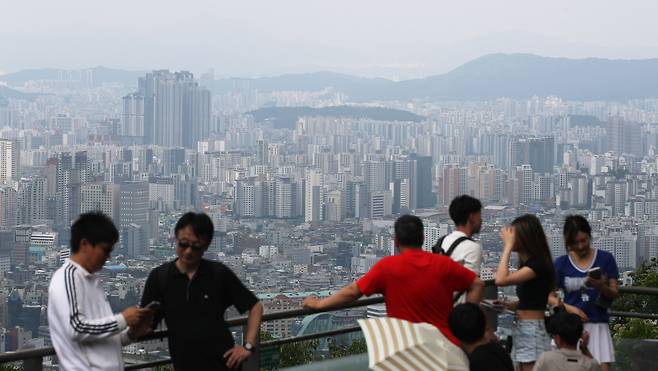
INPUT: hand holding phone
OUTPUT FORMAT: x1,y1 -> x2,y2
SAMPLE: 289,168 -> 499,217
145,301 -> 161,311
587,267 -> 602,280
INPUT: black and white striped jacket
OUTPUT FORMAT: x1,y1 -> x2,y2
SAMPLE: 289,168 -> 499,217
47,260 -> 130,371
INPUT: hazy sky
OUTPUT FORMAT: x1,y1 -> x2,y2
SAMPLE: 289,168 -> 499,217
2,0 -> 658,79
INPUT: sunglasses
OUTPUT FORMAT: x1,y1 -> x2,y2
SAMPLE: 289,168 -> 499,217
176,240 -> 205,252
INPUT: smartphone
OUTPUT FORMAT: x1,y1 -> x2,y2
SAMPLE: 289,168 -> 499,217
587,267 -> 602,280
145,301 -> 161,311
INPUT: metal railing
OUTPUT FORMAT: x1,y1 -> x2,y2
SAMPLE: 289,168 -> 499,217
1,283 -> 656,370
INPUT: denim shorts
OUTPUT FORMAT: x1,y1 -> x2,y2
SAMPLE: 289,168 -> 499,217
511,319 -> 552,363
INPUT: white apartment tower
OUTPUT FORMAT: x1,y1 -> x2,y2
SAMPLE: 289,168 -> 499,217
0,139 -> 19,184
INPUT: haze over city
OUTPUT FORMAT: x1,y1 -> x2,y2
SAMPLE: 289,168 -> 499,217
2,1 -> 658,78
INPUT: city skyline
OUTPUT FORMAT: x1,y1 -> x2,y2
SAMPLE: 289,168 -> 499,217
1,3 -> 658,365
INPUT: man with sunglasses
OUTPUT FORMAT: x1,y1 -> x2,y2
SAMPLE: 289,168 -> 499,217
48,212 -> 153,371
140,212 -> 263,370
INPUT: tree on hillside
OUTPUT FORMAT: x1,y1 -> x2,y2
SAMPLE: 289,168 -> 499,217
329,337 -> 367,359
610,259 -> 658,371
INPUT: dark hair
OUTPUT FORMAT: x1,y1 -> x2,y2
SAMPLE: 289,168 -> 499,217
175,212 -> 214,245
449,195 -> 482,226
448,303 -> 486,344
547,311 -> 583,346
394,214 -> 424,247
70,211 -> 119,253
563,215 -> 592,251
511,214 -> 555,290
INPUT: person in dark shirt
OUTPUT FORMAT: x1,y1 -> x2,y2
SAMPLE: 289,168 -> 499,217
449,303 -> 514,371
141,212 -> 263,370
495,214 -> 555,371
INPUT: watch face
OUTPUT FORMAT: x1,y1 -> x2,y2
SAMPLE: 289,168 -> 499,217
244,342 -> 253,351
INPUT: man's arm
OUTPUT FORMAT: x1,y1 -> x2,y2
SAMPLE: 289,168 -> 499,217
224,301 -> 263,369
303,283 -> 363,311
140,268 -> 165,329
120,313 -> 154,346
244,302 -> 263,345
465,278 -> 485,304
55,269 -> 147,343
223,265 -> 265,369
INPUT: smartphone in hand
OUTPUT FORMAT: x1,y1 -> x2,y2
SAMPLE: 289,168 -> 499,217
587,267 -> 602,280
145,301 -> 161,311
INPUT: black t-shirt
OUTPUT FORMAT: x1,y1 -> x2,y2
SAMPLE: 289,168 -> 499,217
141,259 -> 259,371
469,341 -> 514,371
516,256 -> 552,310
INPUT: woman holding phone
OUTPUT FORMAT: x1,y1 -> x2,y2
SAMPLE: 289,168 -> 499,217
495,214 -> 555,371
555,215 -> 619,371
554,215 -> 619,371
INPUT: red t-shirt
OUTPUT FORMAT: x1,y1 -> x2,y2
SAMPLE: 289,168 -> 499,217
356,248 -> 476,345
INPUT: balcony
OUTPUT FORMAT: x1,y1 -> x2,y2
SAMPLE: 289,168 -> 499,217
1,282 -> 657,370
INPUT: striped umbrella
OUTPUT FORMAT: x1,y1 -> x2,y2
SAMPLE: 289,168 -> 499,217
357,317 -> 469,371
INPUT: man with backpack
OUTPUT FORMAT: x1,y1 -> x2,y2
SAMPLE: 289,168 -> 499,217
433,195 -> 483,276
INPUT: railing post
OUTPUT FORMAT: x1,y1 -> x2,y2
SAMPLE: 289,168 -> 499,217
241,324 -> 260,371
23,356 -> 43,371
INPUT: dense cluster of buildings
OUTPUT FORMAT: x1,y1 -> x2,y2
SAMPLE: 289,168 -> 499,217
0,69 -> 657,359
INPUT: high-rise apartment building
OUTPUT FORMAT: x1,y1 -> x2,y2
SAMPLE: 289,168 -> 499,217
508,136 -> 554,174
304,169 -> 324,223
325,190 -> 344,222
437,164 -> 467,206
0,139 -> 19,184
235,180 -> 257,218
607,117 -> 643,158
121,94 -> 145,138
410,154 -> 434,208
0,186 -> 16,227
119,181 -> 149,257
605,180 -> 628,217
345,180 -> 368,219
363,160 -> 386,194
369,191 -> 392,219
80,183 -> 120,222
17,178 -> 47,225
48,151 -> 89,227
149,176 -> 175,211
128,71 -> 211,148
274,178 -> 293,218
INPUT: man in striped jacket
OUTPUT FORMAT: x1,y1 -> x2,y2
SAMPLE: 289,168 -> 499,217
48,212 -> 152,371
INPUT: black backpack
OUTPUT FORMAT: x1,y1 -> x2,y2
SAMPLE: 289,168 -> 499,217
431,235 -> 473,257
431,235 -> 473,303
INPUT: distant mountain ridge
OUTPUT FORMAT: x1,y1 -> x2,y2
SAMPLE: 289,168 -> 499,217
392,54 -> 658,101
3,54 -> 658,101
248,106 -> 424,129
210,54 -> 658,101
0,66 -> 146,87
0,85 -> 36,102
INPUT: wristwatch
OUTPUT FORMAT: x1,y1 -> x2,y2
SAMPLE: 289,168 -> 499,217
244,341 -> 255,352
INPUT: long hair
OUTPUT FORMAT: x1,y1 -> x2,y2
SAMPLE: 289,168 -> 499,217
511,214 -> 555,290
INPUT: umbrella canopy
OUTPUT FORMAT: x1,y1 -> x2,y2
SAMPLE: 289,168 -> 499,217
358,317 -> 469,371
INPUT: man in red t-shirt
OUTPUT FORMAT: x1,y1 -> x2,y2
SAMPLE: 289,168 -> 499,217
303,215 -> 484,345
